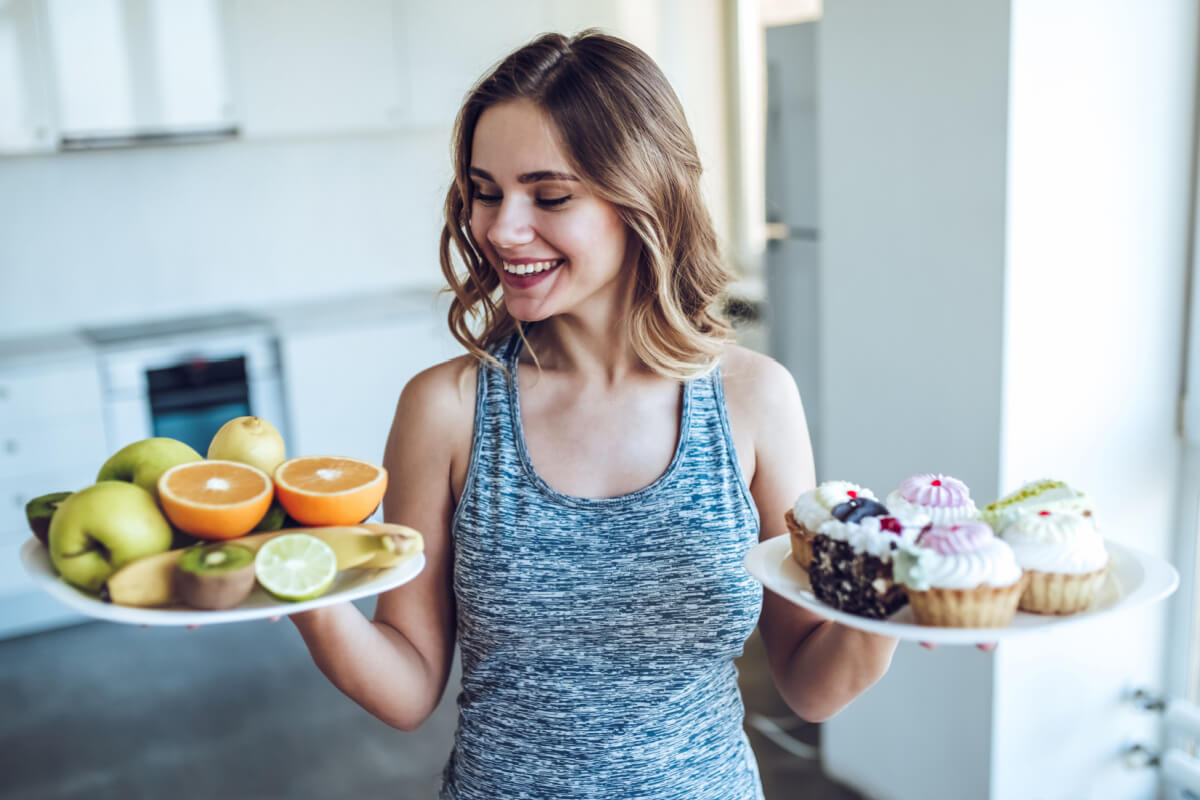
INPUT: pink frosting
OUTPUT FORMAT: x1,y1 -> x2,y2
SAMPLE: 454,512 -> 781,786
897,473 -> 971,508
917,521 -> 992,555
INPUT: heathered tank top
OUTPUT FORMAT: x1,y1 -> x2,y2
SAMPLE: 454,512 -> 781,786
443,334 -> 764,800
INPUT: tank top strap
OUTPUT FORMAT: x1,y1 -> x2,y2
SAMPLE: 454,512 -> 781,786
449,335 -> 521,534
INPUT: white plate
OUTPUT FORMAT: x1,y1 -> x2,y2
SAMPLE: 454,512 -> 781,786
19,538 -> 425,626
744,535 -> 1179,644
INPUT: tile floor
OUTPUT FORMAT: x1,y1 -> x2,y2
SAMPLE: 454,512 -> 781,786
0,602 -> 860,799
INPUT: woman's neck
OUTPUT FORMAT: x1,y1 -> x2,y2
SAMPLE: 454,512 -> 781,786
522,278 -> 649,387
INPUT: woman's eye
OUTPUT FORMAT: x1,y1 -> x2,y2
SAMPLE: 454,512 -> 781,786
537,195 -> 571,208
473,191 -> 501,206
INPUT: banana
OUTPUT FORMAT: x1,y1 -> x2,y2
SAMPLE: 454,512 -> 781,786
102,523 -> 424,608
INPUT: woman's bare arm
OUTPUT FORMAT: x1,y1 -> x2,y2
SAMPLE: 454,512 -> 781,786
727,349 -> 899,722
288,358 -> 473,730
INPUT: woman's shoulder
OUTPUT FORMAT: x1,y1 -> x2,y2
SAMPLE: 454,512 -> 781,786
396,353 -> 480,435
718,343 -> 800,409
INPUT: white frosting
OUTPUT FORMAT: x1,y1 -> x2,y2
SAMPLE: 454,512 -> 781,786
816,515 -> 917,562
886,490 -> 978,526
1001,512 -> 1108,574
792,481 -> 875,530
896,537 -> 1023,590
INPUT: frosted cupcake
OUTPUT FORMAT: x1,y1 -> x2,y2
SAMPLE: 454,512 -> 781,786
786,481 -> 876,571
808,497 -> 922,619
999,510 -> 1109,615
886,473 -> 977,526
981,479 -> 1094,532
893,520 -> 1026,628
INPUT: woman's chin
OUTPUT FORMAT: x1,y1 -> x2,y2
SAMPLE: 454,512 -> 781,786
502,293 -> 557,323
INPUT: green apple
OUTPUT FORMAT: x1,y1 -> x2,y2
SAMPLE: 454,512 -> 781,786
96,437 -> 203,502
48,481 -> 174,593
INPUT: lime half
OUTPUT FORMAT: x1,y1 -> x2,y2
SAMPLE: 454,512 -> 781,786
254,533 -> 338,602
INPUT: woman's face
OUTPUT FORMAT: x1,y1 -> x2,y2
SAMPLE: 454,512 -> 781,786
468,98 -> 636,323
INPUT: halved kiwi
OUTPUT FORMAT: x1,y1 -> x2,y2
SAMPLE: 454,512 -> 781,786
175,543 -> 257,610
25,491 -> 73,547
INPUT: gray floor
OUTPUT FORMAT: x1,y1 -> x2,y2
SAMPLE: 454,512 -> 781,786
0,602 -> 859,800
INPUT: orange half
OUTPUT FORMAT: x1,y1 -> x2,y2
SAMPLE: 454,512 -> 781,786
158,460 -> 274,540
273,455 -> 387,526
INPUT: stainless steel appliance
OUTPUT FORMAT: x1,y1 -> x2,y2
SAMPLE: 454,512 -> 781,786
82,312 -> 289,456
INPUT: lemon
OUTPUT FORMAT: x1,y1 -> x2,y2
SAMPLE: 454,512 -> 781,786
254,533 -> 338,602
208,416 -> 287,478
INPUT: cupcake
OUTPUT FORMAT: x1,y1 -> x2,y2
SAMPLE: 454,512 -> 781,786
886,473 -> 978,525
981,479 -> 1094,531
998,509 -> 1109,615
893,520 -> 1026,628
808,496 -> 922,619
786,481 -> 877,571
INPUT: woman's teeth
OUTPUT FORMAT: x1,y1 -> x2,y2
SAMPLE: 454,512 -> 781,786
502,259 -> 561,275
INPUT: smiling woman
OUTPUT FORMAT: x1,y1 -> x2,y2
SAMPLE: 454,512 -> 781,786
286,29 -> 894,800
440,32 -> 733,380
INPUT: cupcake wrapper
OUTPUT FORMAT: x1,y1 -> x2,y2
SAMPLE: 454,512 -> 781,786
785,509 -> 816,571
1019,564 -> 1109,615
906,576 -> 1028,628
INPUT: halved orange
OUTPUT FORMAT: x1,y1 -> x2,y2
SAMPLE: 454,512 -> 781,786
158,460 -> 274,540
273,455 -> 387,526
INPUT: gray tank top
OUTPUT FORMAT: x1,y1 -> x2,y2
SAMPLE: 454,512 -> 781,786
443,334 -> 764,799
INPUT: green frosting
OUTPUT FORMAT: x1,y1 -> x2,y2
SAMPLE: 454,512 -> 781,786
893,547 -> 933,591
982,479 -> 1069,530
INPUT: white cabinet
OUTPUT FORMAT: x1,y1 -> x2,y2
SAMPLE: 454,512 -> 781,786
0,355 -> 103,635
278,302 -> 460,472
0,0 -> 57,154
43,0 -> 236,144
395,0 -> 554,129
228,0 -> 406,138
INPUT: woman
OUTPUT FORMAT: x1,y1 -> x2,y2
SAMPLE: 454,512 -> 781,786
291,31 -> 898,799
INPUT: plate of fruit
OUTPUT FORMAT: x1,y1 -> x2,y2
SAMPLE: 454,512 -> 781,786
19,416 -> 425,625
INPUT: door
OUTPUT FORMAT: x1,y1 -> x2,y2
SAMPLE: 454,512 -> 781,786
764,21 -> 822,464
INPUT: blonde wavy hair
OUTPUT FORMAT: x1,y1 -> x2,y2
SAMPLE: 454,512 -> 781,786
439,30 -> 736,380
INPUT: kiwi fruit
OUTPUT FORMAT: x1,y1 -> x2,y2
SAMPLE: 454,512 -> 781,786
25,491 -> 73,547
251,500 -> 288,533
175,543 -> 257,610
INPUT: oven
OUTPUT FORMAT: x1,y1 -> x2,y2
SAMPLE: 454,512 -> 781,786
83,312 -> 289,456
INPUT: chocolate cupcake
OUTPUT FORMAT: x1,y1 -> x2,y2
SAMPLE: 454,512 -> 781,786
808,497 -> 922,619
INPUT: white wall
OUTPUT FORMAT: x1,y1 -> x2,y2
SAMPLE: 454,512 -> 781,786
817,1 -> 1196,798
0,129 -> 452,338
994,2 -> 1196,797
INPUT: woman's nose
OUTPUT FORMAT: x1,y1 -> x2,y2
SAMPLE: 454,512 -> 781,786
487,197 -> 536,249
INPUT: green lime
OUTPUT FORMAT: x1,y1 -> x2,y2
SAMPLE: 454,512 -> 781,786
254,533 -> 337,602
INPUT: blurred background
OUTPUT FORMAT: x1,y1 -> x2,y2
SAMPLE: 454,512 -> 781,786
2,0 -> 1200,797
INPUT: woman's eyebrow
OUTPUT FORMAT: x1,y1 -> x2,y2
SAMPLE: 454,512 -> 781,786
468,167 -> 578,184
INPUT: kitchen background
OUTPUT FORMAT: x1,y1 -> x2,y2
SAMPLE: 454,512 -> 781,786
2,1 -> 1199,798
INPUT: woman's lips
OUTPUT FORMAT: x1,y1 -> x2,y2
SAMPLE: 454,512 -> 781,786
498,258 -> 564,289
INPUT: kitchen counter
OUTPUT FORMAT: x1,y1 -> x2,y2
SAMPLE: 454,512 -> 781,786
0,330 -> 96,371
0,285 -> 449,362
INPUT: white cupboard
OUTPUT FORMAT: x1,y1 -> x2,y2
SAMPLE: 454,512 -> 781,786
276,294 -> 460,481
0,352 -> 103,635
228,0 -> 406,138
0,0 -> 57,154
